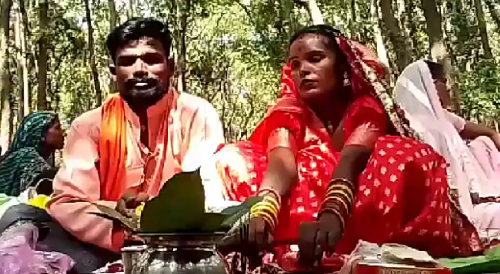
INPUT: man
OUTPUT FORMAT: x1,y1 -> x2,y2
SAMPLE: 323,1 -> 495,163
46,18 -> 224,264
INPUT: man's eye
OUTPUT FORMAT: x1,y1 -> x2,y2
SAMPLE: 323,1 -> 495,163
117,57 -> 136,66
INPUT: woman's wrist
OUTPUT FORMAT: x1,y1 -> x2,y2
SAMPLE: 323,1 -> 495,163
251,189 -> 282,230
319,178 -> 355,229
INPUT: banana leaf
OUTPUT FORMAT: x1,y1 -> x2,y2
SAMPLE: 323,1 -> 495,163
90,170 -> 263,234
140,169 -> 205,233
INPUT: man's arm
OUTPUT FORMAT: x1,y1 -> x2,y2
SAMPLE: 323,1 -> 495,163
181,100 -> 225,172
47,118 -> 124,252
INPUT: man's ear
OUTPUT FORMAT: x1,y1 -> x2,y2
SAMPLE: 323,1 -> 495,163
109,64 -> 116,76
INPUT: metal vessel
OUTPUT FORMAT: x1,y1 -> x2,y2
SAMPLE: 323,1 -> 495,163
121,233 -> 228,274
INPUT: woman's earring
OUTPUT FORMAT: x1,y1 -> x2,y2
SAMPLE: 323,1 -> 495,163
343,72 -> 351,86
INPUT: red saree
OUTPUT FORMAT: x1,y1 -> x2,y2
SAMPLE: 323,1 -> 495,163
215,37 -> 482,272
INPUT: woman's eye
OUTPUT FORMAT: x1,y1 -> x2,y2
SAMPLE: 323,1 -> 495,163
309,55 -> 323,63
291,61 -> 300,70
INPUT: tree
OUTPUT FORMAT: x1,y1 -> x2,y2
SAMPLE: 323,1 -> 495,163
379,0 -> 412,72
420,0 -> 443,54
294,0 -> 324,24
108,0 -> 117,93
0,0 -> 12,152
37,0 -> 48,110
485,0 -> 500,32
84,0 -> 102,105
370,0 -> 389,68
473,0 -> 493,58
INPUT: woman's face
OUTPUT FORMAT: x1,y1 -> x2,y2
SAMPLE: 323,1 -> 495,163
44,119 -> 65,150
288,34 -> 340,105
434,77 -> 452,110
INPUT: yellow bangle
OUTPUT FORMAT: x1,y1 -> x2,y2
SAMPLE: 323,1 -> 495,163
326,183 -> 354,196
258,187 -> 282,207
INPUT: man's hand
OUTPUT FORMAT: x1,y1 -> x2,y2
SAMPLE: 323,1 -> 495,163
116,192 -> 149,218
298,212 -> 343,268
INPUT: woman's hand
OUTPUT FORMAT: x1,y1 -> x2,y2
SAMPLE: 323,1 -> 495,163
490,133 -> 500,152
298,212 -> 343,267
218,215 -> 274,267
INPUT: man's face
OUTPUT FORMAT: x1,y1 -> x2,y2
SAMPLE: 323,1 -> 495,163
112,38 -> 173,108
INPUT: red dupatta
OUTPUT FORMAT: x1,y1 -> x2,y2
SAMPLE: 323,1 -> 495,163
250,35 -> 415,153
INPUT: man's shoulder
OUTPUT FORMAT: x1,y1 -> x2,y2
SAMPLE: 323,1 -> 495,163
177,93 -> 216,113
70,107 -> 102,138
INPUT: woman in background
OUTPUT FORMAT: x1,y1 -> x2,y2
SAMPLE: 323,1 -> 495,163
394,60 -> 500,246
427,61 -> 500,189
0,112 -> 64,196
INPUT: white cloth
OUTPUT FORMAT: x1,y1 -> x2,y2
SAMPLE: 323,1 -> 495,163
393,60 -> 500,241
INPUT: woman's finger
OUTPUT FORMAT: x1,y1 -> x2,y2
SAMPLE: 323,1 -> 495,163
298,222 -> 318,266
314,229 -> 327,265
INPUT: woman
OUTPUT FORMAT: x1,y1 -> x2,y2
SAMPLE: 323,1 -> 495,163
427,61 -> 500,190
216,25 -> 481,272
0,112 -> 64,196
394,60 -> 500,246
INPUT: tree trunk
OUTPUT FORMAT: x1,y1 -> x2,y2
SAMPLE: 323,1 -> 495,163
370,0 -> 390,68
108,0 -> 117,94
128,0 -> 134,19
470,0 -> 493,58
0,0 -> 12,153
15,9 -> 23,121
379,0 -> 412,72
20,12 -> 29,115
293,0 -> 324,25
420,0 -> 443,54
84,0 -> 102,105
473,0 -> 493,58
404,0 -> 421,57
176,0 -> 189,93
485,0 -> 500,32
37,0 -> 48,110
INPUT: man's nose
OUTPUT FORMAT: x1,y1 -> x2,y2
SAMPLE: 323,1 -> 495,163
132,59 -> 148,78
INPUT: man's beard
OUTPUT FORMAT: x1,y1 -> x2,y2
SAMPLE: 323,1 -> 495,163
120,78 -> 168,110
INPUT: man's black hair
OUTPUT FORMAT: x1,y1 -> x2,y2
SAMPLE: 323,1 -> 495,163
106,18 -> 172,62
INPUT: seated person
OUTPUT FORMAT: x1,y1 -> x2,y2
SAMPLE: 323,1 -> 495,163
427,61 -> 500,188
0,18 -> 225,273
0,112 -> 64,196
395,60 -> 500,247
216,25 -> 482,273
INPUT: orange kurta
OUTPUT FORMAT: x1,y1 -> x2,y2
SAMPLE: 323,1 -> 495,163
47,91 -> 225,252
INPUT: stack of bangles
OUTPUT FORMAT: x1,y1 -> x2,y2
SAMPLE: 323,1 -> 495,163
250,188 -> 282,230
318,178 -> 355,229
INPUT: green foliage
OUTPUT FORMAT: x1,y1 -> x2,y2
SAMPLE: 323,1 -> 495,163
3,0 -> 500,142
460,59 -> 500,127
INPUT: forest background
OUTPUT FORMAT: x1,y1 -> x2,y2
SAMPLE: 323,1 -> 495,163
0,0 -> 499,150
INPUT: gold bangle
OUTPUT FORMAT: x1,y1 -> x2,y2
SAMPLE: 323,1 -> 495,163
323,195 -> 350,211
262,195 -> 280,210
258,187 -> 282,207
326,182 -> 355,195
251,209 -> 277,229
326,190 -> 354,206
329,178 -> 355,189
